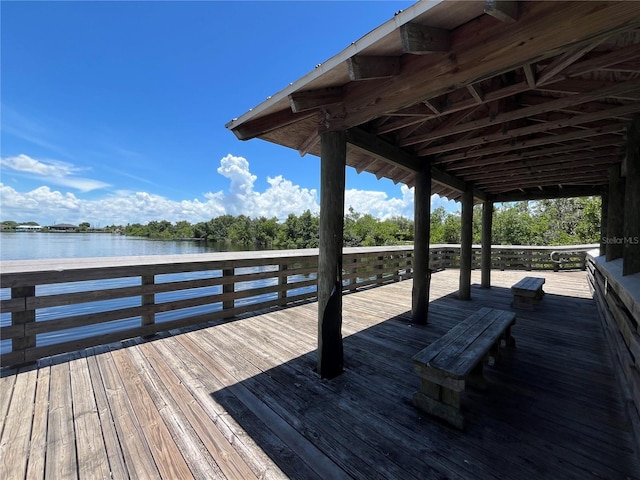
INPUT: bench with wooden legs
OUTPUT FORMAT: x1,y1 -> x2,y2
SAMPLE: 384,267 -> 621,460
412,307 -> 516,429
511,276 -> 545,310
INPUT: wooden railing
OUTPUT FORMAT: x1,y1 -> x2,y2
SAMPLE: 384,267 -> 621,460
587,252 -> 640,432
0,244 -> 596,367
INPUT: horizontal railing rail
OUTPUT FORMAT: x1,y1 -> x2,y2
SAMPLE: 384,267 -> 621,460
0,244 -> 596,367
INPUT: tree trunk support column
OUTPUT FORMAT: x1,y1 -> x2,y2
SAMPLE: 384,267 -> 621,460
623,115 -> 640,275
459,188 -> 473,300
606,164 -> 625,262
600,191 -> 608,257
317,130 -> 346,379
412,166 -> 431,324
481,200 -> 493,288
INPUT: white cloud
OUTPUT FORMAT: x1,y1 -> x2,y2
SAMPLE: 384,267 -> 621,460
1,154 -> 74,177
345,184 -> 414,220
0,154 -> 110,192
0,153 -> 457,226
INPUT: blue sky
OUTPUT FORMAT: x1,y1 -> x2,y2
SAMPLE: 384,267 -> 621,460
1,0 -> 456,226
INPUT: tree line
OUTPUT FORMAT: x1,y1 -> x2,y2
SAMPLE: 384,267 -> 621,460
116,197 -> 602,248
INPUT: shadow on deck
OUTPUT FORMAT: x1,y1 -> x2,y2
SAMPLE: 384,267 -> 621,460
1,270 -> 638,479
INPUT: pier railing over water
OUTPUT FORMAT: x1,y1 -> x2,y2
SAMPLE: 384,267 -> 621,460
0,244 -> 595,367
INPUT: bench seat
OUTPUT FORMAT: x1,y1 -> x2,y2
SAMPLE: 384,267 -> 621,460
511,276 -> 545,310
412,307 -> 516,429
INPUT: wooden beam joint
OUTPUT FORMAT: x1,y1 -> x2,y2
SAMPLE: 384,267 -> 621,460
347,55 -> 400,80
400,23 -> 451,54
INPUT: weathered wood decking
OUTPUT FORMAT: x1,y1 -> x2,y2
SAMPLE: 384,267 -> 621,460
2,269 -> 638,479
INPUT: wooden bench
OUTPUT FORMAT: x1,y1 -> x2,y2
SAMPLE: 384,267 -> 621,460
412,307 -> 516,429
511,276 -> 545,310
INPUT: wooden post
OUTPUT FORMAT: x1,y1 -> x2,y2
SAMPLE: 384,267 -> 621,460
481,200 -> 493,288
606,164 -> 625,262
141,274 -> 155,338
317,130 -> 346,379
412,166 -> 431,324
459,188 -> 473,300
12,286 -> 35,365
623,115 -> 640,275
223,268 -> 234,312
600,191 -> 608,257
279,263 -> 288,305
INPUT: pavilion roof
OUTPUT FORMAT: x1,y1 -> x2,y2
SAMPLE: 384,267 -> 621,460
226,1 -> 640,203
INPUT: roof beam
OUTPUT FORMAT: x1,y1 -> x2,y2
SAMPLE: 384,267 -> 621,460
493,186 -> 605,202
484,1 -> 519,24
345,127 -> 486,201
347,56 -> 400,80
400,23 -> 451,54
403,79 -> 640,147
417,101 -> 640,157
228,109 -> 319,141
434,124 -> 625,164
289,88 -> 343,113
482,171 -> 609,189
536,39 -> 604,86
446,137 -> 624,171
460,152 -> 618,180
323,2 -> 640,132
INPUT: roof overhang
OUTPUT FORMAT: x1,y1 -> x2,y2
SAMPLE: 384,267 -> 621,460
227,0 -> 640,203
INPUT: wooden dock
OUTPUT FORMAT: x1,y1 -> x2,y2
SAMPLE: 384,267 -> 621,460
2,269 -> 638,479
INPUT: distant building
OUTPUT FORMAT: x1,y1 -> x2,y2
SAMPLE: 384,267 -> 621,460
15,225 -> 43,232
49,223 -> 77,231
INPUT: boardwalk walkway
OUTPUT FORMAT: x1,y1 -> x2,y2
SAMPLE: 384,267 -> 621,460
1,269 -> 638,479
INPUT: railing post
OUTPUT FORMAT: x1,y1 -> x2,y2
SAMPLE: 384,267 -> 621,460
377,255 -> 384,282
223,268 -> 234,312
279,263 -> 288,305
12,286 -> 36,364
141,275 -> 155,335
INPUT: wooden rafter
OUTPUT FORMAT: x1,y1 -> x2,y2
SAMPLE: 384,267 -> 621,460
227,1 -> 640,204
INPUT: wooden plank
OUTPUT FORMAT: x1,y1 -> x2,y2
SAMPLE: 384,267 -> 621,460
0,367 -> 37,480
111,347 -> 195,479
45,358 -> 78,480
177,333 -> 349,480
96,347 -> 161,479
137,341 -> 258,479
84,347 -> 129,480
152,336 -> 290,480
25,359 -> 52,480
69,354 -> 111,479
122,343 -> 226,480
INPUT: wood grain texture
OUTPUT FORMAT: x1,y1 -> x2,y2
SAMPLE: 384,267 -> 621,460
1,269 -> 638,479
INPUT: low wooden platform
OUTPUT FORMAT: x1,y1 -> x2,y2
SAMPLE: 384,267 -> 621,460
2,269 -> 639,479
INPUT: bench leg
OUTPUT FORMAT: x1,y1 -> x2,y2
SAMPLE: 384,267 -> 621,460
466,362 -> 488,391
413,379 -> 464,429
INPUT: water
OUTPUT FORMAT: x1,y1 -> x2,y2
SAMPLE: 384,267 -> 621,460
0,232 -> 216,260
1,233 -> 310,355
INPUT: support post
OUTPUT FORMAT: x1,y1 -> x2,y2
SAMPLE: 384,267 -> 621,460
600,191 -> 608,257
412,166 -> 431,324
606,165 -> 625,262
223,268 -> 234,317
317,130 -> 346,379
12,286 -> 36,365
141,274 -> 155,338
623,115 -> 640,275
459,188 -> 473,300
481,200 -> 493,288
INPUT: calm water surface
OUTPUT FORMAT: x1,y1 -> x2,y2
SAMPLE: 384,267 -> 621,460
0,233 -> 287,353
0,232 -> 217,261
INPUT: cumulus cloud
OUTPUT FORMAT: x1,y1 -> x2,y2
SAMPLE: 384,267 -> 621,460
345,184 -> 414,220
0,153 -> 444,225
0,154 -> 110,192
